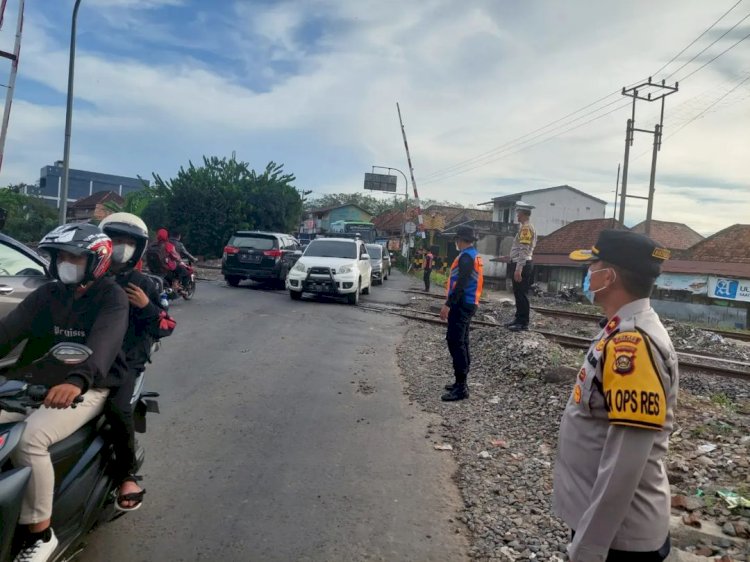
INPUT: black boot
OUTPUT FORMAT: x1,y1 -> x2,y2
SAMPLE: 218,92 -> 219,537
508,323 -> 529,332
444,383 -> 455,391
503,319 -> 518,327
441,384 -> 469,401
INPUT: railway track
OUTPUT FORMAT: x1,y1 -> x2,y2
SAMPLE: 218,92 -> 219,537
364,301 -> 750,381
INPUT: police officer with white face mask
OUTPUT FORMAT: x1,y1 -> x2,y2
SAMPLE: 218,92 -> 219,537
552,229 -> 677,562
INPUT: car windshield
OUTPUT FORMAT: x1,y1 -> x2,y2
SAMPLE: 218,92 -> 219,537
305,240 -> 357,259
229,235 -> 276,250
366,245 -> 382,259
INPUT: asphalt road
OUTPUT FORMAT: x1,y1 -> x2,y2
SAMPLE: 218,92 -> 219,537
79,272 -> 468,562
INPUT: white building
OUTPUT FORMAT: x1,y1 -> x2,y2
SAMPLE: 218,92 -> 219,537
485,185 -> 607,236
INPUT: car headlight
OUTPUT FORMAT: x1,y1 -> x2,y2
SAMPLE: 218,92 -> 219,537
337,265 -> 354,275
292,262 -> 307,273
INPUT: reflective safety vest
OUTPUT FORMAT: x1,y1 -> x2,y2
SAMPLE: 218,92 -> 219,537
446,247 -> 484,305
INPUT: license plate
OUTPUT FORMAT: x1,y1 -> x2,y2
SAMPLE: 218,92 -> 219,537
239,254 -> 261,263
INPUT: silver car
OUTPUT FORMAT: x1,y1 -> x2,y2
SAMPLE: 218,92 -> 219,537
0,232 -> 51,367
366,244 -> 387,285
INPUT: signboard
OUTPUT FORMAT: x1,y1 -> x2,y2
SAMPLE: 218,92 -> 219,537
364,173 -> 398,193
404,221 -> 417,234
655,273 -> 708,294
387,239 -> 401,251
708,276 -> 750,303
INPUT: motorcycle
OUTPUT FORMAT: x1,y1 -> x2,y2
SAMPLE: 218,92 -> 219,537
0,343 -> 159,561
162,261 -> 196,305
558,284 -> 582,302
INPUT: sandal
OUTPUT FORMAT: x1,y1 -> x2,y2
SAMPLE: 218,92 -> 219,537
115,475 -> 146,512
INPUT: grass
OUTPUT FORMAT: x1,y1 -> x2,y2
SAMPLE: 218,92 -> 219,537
710,393 -> 735,411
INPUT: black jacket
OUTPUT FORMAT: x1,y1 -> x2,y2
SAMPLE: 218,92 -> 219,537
0,276 -> 129,392
112,269 -> 163,375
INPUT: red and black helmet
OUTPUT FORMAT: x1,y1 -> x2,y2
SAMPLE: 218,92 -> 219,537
38,223 -> 113,284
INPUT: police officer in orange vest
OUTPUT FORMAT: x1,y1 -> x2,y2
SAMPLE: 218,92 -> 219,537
440,226 -> 484,401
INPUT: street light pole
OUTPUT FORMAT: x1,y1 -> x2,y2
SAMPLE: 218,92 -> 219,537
58,0 -> 82,225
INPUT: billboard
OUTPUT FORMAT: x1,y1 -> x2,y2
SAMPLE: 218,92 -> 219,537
708,276 -> 750,303
364,173 -> 398,192
655,273 -> 708,294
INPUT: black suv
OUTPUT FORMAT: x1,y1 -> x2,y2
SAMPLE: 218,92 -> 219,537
222,231 -> 302,287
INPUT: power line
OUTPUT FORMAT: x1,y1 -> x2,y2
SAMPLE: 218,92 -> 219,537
664,11 -> 750,80
652,0 -> 744,78
420,3 -> 750,184
678,28 -> 750,82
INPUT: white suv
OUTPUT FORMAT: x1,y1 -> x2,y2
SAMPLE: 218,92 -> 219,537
286,237 -> 372,305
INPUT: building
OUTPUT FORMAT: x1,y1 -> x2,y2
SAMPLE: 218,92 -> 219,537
631,220 -> 704,251
654,224 -> 750,328
532,218 -> 624,293
300,204 -> 374,235
28,162 -> 147,208
67,191 -> 124,222
485,185 -> 607,236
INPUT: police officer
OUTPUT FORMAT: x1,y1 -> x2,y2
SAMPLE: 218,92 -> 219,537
439,226 -> 484,401
552,229 -> 677,562
506,201 -> 537,331
423,248 -> 434,292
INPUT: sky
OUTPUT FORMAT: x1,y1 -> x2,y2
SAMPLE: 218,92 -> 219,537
0,0 -> 748,235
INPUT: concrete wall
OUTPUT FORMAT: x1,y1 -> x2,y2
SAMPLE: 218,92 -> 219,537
651,300 -> 748,329
493,187 -> 606,236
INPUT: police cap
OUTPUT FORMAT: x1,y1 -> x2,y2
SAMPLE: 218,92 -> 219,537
454,226 -> 478,242
569,229 -> 670,277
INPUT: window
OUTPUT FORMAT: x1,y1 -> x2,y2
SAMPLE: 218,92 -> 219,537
305,240 -> 357,259
0,243 -> 45,277
228,235 -> 276,250
366,245 -> 382,259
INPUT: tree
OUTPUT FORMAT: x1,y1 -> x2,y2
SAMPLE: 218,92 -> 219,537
149,155 -> 303,257
0,188 -> 58,243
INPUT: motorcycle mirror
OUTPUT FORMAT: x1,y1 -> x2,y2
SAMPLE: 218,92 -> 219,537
50,343 -> 93,365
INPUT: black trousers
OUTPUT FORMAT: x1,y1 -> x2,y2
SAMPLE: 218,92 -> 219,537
571,532 -> 671,561
508,261 -> 533,326
104,373 -> 139,483
423,269 -> 432,291
446,302 -> 477,385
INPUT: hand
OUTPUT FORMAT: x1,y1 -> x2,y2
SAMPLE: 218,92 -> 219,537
45,383 -> 82,409
440,305 -> 450,321
514,268 -> 523,283
125,283 -> 149,309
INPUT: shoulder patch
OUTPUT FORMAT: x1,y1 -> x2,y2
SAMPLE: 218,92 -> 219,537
518,226 -> 532,245
602,331 -> 666,430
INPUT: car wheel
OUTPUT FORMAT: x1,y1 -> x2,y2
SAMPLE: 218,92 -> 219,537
348,281 -> 360,305
226,276 -> 241,287
289,290 -> 302,301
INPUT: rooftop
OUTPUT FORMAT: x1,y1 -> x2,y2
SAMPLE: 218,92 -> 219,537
534,218 -> 625,255
70,190 -> 124,209
486,185 -> 608,206
631,220 -> 704,251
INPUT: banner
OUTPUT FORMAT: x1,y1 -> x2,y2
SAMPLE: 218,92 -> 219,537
655,273 -> 708,294
708,276 -> 750,303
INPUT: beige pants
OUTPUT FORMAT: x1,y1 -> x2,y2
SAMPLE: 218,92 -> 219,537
0,388 -> 109,524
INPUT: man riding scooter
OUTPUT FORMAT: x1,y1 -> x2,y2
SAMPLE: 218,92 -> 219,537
0,223 -> 129,562
149,229 -> 191,296
100,213 -> 175,513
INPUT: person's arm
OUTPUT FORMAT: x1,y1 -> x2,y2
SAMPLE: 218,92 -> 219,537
445,254 -> 474,306
514,225 -> 535,268
0,285 -> 47,358
568,333 -> 668,562
65,285 -> 129,392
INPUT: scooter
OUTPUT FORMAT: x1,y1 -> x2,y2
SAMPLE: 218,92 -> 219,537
0,343 -> 159,561
163,261 -> 196,303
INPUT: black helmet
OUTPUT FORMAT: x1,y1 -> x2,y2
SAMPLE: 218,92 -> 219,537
38,223 -> 113,284
99,212 -> 149,268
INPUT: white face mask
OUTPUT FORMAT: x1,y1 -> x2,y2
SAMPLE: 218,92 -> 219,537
57,261 -> 86,285
111,243 -> 136,264
455,242 -> 460,251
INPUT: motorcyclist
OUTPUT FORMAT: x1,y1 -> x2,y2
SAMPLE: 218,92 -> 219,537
169,231 -> 197,264
0,223 -> 128,562
155,228 -> 190,294
100,213 -> 175,512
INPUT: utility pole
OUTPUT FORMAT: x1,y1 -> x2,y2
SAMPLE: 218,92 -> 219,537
612,163 -> 621,222
0,0 -> 24,175
617,77 -> 678,233
59,0 -> 82,225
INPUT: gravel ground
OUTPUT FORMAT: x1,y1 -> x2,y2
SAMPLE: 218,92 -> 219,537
396,316 -> 750,561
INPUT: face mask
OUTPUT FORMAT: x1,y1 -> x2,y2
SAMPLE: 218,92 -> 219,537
57,261 -> 86,285
455,242 -> 460,251
112,243 -> 136,264
583,267 -> 615,304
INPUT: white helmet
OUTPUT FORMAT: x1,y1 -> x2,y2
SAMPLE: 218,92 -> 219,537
99,212 -> 149,268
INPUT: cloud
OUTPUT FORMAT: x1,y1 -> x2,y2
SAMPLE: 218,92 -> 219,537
0,0 -> 747,236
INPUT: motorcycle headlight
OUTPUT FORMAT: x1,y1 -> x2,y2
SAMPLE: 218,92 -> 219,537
337,265 -> 354,275
292,262 -> 307,273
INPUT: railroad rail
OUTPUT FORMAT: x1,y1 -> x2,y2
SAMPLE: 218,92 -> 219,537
365,301 -> 750,381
